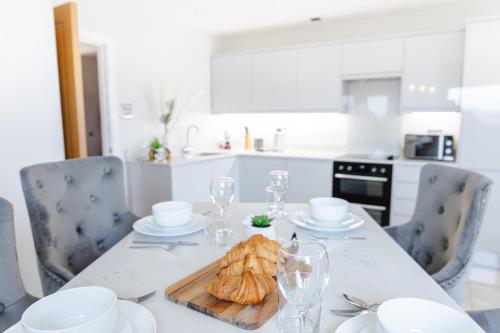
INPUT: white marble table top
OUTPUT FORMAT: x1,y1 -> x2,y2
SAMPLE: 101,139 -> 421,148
62,203 -> 482,333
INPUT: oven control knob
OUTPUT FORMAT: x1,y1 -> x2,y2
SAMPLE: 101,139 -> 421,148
445,148 -> 452,154
371,167 -> 377,173
347,165 -> 353,171
445,140 -> 453,147
359,164 -> 365,170
338,165 -> 344,171
381,168 -> 386,174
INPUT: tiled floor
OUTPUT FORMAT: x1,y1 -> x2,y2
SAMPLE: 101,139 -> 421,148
464,266 -> 500,310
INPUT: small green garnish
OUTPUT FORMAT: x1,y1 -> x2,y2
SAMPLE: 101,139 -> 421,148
251,215 -> 273,228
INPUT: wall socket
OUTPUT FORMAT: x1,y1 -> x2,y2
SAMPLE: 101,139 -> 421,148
120,103 -> 134,119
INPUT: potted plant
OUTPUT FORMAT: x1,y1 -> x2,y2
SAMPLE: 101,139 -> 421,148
242,215 -> 276,239
148,137 -> 163,161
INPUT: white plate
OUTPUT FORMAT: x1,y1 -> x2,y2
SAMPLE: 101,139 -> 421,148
335,313 -> 377,333
303,211 -> 355,226
5,300 -> 156,333
133,213 -> 209,237
289,211 -> 364,232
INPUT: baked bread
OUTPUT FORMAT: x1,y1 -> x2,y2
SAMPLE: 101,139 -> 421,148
219,254 -> 277,277
205,271 -> 276,304
219,235 -> 280,268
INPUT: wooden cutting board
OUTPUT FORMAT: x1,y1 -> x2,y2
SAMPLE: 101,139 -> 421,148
165,260 -> 279,330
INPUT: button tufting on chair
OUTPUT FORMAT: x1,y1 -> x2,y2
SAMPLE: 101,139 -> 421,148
56,201 -> 63,213
0,303 -> 4,315
96,239 -> 105,251
20,156 -> 139,296
383,164 -> 492,303
64,175 -> 73,184
35,180 -> 43,189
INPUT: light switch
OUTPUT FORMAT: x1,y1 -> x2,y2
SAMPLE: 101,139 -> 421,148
120,103 -> 134,119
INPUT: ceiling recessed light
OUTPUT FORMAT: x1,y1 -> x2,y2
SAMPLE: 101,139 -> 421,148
310,17 -> 322,22
195,10 -> 205,16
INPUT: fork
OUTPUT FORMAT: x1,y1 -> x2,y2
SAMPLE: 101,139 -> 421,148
119,290 -> 157,303
129,242 -> 182,251
308,235 -> 367,241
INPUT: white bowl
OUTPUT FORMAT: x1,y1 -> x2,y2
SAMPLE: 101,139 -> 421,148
377,298 -> 479,333
22,286 -> 117,333
308,197 -> 349,223
152,201 -> 193,227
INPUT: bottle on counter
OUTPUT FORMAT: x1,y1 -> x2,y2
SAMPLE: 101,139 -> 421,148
223,131 -> 232,150
273,128 -> 287,152
244,126 -> 252,150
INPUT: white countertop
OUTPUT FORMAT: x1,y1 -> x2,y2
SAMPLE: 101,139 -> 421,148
128,149 -> 456,167
57,203 -> 481,333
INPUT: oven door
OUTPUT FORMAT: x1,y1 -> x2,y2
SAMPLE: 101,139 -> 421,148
333,173 -> 392,226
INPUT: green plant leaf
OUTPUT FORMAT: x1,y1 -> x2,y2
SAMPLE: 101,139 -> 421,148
251,215 -> 273,228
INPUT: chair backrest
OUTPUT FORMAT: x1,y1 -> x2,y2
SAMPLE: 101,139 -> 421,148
407,164 -> 492,275
20,156 -> 134,281
0,198 -> 29,324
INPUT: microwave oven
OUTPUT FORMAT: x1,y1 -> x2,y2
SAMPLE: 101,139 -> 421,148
403,134 -> 455,161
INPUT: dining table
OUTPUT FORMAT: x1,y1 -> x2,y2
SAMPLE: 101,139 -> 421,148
60,202 -> 483,333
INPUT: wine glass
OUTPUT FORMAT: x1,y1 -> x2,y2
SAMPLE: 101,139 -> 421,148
210,177 -> 235,245
268,170 -> 289,219
277,240 -> 330,333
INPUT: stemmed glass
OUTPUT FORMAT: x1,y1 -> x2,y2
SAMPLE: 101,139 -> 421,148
210,177 -> 235,246
277,241 -> 330,333
267,170 -> 289,219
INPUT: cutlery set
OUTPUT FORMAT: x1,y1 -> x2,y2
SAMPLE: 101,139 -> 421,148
330,294 -> 381,317
129,240 -> 199,251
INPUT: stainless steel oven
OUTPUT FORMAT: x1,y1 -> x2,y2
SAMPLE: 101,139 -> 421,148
332,161 -> 393,226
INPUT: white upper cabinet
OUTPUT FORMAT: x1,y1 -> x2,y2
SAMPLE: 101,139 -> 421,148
253,49 -> 297,111
342,38 -> 404,77
401,32 -> 464,112
211,54 -> 252,113
297,45 -> 342,111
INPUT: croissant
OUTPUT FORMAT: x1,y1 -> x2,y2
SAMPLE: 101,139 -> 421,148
219,254 -> 277,277
206,271 -> 276,304
219,235 -> 280,268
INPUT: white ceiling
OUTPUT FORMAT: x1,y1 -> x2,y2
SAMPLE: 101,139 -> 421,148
161,0 -> 462,34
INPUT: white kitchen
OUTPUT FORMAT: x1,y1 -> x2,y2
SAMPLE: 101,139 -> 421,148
2,0 -> 500,332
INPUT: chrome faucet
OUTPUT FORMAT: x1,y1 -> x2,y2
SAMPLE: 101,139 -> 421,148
182,124 -> 200,154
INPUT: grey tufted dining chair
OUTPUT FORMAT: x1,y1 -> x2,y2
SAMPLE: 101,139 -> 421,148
20,156 -> 139,295
0,198 -> 38,331
384,164 -> 492,303
468,309 -> 500,333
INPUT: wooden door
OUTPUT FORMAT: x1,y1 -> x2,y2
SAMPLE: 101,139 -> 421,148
54,2 -> 87,158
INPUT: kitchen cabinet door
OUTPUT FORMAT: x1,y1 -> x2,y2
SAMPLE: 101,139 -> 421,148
297,45 -> 341,111
286,158 -> 333,203
459,18 -> 500,170
212,54 -> 252,113
401,32 -> 464,112
253,49 -> 297,111
171,161 -> 212,202
342,38 -> 404,77
239,156 -> 287,202
211,157 -> 240,202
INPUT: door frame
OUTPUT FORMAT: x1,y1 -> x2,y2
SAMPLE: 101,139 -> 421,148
79,31 -> 122,158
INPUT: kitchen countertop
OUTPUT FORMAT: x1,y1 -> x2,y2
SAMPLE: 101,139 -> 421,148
128,149 -> 456,167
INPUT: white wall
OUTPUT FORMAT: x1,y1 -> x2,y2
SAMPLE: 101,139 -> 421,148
0,0 -> 65,296
51,0 -> 214,158
214,0 -> 500,53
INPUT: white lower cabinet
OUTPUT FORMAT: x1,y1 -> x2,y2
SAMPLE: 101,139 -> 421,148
238,156 -> 287,202
390,164 -> 422,225
286,158 -> 333,203
171,161 -> 213,202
